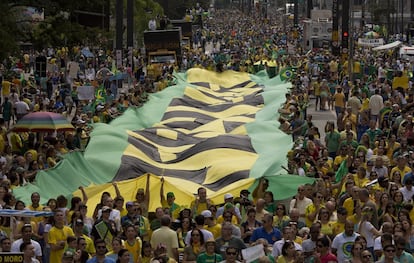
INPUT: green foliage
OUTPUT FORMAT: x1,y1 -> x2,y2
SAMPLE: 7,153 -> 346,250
0,2 -> 20,60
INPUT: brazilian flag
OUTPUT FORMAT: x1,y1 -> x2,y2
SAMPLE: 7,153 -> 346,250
13,68 -> 314,213
279,67 -> 294,81
94,85 -> 107,105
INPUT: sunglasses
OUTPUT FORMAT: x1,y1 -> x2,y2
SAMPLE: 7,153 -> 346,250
362,254 -> 372,258
385,249 -> 395,252
226,252 -> 237,255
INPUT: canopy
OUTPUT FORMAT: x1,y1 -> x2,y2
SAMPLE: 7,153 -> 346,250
372,41 -> 402,51
13,111 -> 74,132
0,209 -> 54,240
0,209 -> 54,218
81,47 -> 94,58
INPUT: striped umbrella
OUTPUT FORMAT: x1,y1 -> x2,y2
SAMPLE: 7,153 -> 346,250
13,111 -> 74,132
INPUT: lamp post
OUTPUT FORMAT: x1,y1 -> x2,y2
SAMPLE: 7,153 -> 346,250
400,0 -> 404,35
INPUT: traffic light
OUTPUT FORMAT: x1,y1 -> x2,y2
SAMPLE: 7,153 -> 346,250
342,31 -> 349,49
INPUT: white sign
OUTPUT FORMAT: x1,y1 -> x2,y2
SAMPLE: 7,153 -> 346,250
241,244 -> 265,263
116,50 -> 122,69
357,38 -> 384,47
77,86 -> 95,100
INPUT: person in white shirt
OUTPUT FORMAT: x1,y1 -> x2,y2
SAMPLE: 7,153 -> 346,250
14,96 -> 30,120
97,197 -> 121,231
11,225 -> 42,262
399,178 -> 414,202
331,220 -> 360,262
369,89 -> 384,122
289,185 -> 313,222
272,226 -> 302,258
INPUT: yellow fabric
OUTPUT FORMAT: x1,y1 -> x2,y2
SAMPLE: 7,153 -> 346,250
123,146 -> 257,185
392,75 -> 409,90
186,69 -> 250,89
72,174 -> 255,217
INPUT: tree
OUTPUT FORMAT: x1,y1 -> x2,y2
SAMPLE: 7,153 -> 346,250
0,2 -> 21,60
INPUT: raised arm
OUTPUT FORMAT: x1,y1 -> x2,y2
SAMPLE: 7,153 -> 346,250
112,182 -> 122,198
144,173 -> 150,207
79,186 -> 88,204
160,177 -> 166,204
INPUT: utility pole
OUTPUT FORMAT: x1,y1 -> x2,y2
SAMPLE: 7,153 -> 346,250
401,0 -> 404,35
115,0 -> 123,69
332,0 -> 340,56
348,0 -> 354,82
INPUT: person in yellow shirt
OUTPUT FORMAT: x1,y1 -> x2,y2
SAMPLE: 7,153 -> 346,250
49,210 -> 75,263
343,185 -> 361,219
190,187 -> 214,217
353,167 -> 370,188
203,210 -> 222,239
27,192 -> 44,224
1,79 -> 12,98
304,192 -> 325,227
333,86 -> 346,117
360,92 -> 370,112
333,145 -> 348,171
390,155 -> 412,184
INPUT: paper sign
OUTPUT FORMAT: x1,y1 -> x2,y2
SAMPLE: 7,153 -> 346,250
241,244 -> 265,263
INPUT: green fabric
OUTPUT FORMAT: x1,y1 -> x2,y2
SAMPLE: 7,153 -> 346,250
249,174 -> 315,201
335,160 -> 349,183
13,151 -> 102,204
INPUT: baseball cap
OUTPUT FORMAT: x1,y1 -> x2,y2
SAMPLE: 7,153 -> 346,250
102,206 -> 112,212
224,193 -> 234,200
205,238 -> 216,244
16,167 -> 25,174
62,250 -> 74,260
96,104 -> 105,111
137,188 -> 145,194
75,219 -> 84,225
126,201 -> 134,207
378,176 -> 389,183
167,192 -> 175,198
201,210 -> 212,218
224,202 -> 234,210
240,189 -> 250,196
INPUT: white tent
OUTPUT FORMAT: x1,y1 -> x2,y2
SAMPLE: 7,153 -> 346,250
372,41 -> 402,51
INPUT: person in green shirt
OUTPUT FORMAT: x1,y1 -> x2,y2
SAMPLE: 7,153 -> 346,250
197,238 -> 223,263
324,121 -> 341,159
160,177 -> 181,220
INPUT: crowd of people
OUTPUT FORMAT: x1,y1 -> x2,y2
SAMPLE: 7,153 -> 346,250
0,2 -> 414,263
